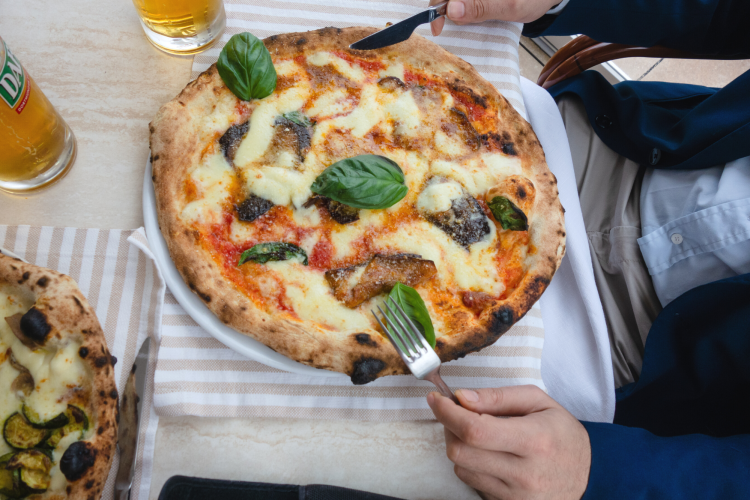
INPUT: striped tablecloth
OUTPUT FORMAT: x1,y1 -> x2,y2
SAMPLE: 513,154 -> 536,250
193,0 -> 526,117
0,226 -> 160,500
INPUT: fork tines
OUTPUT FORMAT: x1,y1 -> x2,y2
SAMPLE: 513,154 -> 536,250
372,297 -> 429,360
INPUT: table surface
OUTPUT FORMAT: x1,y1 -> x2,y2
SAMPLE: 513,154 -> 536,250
0,1 -> 478,498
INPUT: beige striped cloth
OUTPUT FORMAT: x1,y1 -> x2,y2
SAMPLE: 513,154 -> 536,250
192,0 -> 526,116
0,226 -> 160,500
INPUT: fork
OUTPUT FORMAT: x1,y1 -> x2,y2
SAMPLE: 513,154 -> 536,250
372,298 -> 459,404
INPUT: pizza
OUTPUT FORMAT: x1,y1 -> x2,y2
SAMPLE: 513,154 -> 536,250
150,27 -> 565,384
0,253 -> 117,500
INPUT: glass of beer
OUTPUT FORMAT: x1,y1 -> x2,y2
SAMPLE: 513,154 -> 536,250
0,37 -> 76,194
131,0 -> 227,55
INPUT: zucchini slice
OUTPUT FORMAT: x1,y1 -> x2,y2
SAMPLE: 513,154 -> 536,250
44,405 -> 89,449
21,404 -> 69,429
0,468 -> 23,499
6,450 -> 51,473
19,467 -> 50,493
3,413 -> 48,449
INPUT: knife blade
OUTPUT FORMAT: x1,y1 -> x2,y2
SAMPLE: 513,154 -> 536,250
349,2 -> 448,50
114,338 -> 150,500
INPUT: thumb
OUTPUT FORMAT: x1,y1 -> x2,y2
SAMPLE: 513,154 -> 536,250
447,0 -> 515,24
455,385 -> 556,416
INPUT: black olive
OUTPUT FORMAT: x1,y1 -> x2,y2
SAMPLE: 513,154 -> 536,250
20,307 -> 51,344
235,194 -> 274,222
60,441 -> 96,481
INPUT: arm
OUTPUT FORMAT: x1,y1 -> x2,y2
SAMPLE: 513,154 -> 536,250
429,0 -> 750,56
524,0 -> 750,55
583,422 -> 750,499
428,387 -> 750,499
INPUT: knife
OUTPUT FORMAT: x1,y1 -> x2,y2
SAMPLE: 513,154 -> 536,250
349,2 -> 448,51
114,338 -> 151,500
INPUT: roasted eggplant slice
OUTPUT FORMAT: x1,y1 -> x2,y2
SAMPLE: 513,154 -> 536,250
3,413 -> 48,449
273,114 -> 313,163
417,178 -> 490,247
8,352 -> 34,397
377,76 -> 406,91
235,194 -> 274,222
325,254 -> 437,308
304,195 -> 359,224
219,121 -> 249,164
22,405 -> 68,430
447,108 -> 480,151
462,291 -> 496,314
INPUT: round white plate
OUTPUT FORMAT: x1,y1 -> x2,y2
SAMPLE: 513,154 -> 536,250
142,160 -> 343,377
0,248 -> 24,261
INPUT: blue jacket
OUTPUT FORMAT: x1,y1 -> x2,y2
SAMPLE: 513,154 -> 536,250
524,1 -> 750,497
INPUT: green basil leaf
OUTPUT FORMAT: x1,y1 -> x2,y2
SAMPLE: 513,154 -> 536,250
311,154 -> 408,209
282,111 -> 311,127
217,32 -> 277,101
488,196 -> 528,231
238,242 -> 308,266
387,282 -> 436,348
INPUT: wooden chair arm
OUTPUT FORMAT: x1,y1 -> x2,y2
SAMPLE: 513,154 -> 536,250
536,36 -> 739,89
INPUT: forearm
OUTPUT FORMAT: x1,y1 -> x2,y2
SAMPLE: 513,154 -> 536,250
582,422 -> 750,499
524,0 -> 750,56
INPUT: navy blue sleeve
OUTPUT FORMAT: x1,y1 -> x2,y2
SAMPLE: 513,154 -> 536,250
524,0 -> 750,57
581,422 -> 750,499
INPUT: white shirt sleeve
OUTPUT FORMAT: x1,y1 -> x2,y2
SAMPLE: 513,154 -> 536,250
638,156 -> 750,306
547,0 -> 570,15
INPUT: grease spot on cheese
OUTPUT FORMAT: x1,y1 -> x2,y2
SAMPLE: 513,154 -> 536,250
307,52 -> 366,83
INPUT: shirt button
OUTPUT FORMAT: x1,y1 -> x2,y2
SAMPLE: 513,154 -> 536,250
671,233 -> 683,245
650,148 -> 662,165
595,114 -> 613,129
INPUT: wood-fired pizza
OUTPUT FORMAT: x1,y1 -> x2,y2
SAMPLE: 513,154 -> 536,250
0,253 -> 117,500
150,27 -> 565,384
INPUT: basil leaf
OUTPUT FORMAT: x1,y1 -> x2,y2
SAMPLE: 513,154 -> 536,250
311,154 -> 408,209
488,196 -> 528,231
217,32 -> 277,101
387,282 -> 436,348
238,242 -> 308,266
282,111 -> 311,127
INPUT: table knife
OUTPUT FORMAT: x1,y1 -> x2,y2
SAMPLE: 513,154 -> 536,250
114,338 -> 151,500
349,2 -> 448,50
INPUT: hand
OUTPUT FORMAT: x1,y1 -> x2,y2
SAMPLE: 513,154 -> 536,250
429,0 -> 561,36
427,385 -> 591,500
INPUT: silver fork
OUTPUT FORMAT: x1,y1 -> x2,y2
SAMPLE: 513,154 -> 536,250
372,298 -> 459,404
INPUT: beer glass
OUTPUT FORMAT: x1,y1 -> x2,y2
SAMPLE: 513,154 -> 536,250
131,0 -> 227,54
0,37 -> 76,193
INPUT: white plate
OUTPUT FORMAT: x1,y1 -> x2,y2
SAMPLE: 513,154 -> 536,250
142,159 -> 343,377
0,248 -> 25,261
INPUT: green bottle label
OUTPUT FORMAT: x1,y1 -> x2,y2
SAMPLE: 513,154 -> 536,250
0,38 -> 29,112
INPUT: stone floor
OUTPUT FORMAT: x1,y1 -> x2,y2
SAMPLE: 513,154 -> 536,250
519,36 -> 750,87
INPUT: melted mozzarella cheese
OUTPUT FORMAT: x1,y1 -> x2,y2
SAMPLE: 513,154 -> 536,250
233,84 -> 311,167
430,153 -> 522,196
265,262 -> 373,332
374,220 -> 503,296
181,152 -> 235,224
379,63 -> 405,80
307,88 -> 354,118
417,178 -> 465,214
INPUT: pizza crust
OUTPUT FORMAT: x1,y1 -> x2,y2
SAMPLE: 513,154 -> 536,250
0,254 -> 117,500
151,27 -> 565,383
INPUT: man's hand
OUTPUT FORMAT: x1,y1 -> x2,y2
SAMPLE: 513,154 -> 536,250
429,0 -> 560,36
427,385 -> 591,500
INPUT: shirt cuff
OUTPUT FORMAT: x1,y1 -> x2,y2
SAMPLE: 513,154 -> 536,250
546,0 -> 570,15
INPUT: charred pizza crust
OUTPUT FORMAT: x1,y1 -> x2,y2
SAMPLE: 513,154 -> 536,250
0,254 -> 117,500
151,27 -> 565,383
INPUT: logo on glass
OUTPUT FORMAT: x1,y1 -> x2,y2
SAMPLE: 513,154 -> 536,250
0,40 -> 29,113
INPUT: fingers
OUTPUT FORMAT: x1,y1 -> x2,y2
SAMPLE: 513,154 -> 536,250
427,392 -> 532,454
445,428 -> 523,478
429,0 -> 446,35
456,385 -> 557,417
453,465 -> 511,499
